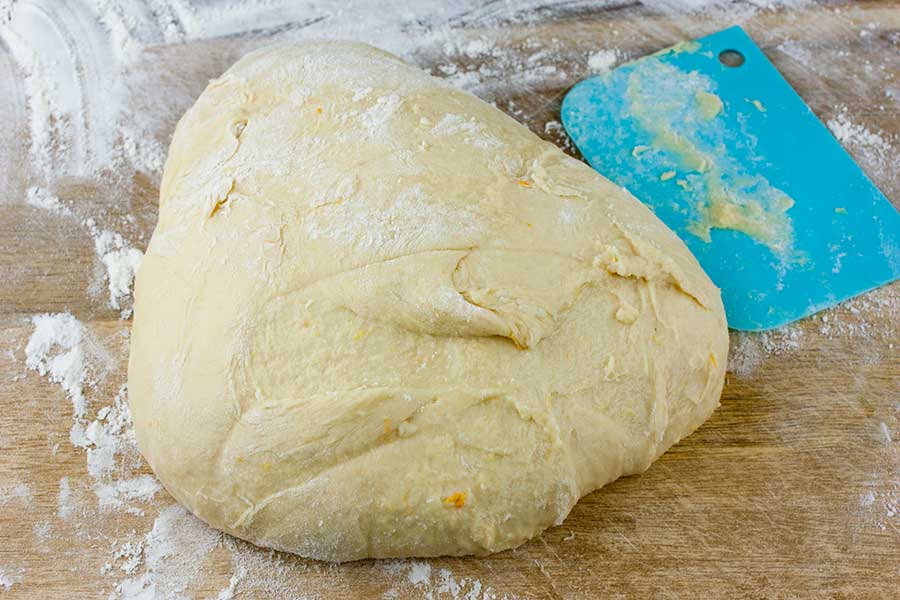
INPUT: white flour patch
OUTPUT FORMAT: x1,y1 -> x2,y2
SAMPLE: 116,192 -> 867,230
727,286 -> 897,379
381,560 -> 510,600
826,105 -> 897,183
431,114 -> 501,149
109,504 -> 222,600
25,313 -> 89,418
120,124 -> 168,177
57,476 -> 77,519
26,185 -> 71,215
586,49 -> 620,73
95,475 -> 161,514
86,220 -> 144,313
76,386 -> 158,513
213,567 -> 247,600
544,120 -> 573,152
727,324 -> 804,378
25,313 -> 153,515
304,184 -> 484,253
360,93 -> 403,138
0,566 -> 24,591
0,482 -> 33,508
461,38 -> 495,59
102,539 -> 145,577
78,386 -> 135,470
0,15 -> 72,178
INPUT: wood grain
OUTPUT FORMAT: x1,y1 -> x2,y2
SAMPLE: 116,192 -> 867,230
0,1 -> 897,598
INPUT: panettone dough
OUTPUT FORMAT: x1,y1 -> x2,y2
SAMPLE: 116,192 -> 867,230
128,41 -> 728,562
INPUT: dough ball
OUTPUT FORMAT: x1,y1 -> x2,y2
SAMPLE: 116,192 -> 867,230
128,41 -> 728,562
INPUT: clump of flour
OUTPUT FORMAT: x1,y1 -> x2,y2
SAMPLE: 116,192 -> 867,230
25,313 -> 90,417
544,120 -> 574,152
26,186 -> 71,215
24,316 -> 157,513
83,219 -> 143,314
586,49 -> 620,73
0,482 -> 33,508
109,505 -> 222,599
727,324 -> 805,378
75,386 -> 159,513
21,194 -> 143,316
77,387 -> 160,513
0,566 -> 25,592
826,105 -> 897,181
57,476 -> 77,519
381,560 -> 508,600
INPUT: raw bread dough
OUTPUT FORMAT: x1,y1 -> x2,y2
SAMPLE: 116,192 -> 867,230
128,41 -> 728,562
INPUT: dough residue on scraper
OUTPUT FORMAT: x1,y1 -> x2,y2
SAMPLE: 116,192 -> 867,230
626,59 -> 796,254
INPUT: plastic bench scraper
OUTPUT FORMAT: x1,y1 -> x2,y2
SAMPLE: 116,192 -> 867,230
561,26 -> 900,331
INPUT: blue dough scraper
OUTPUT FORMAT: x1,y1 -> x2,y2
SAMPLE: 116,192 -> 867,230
561,26 -> 900,330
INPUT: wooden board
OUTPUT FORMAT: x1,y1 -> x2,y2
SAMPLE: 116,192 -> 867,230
0,1 -> 897,598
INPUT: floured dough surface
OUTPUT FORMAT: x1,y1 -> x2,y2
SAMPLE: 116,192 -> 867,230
128,40 -> 728,562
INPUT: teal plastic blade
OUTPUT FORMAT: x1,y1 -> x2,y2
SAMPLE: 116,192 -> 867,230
561,26 -> 900,331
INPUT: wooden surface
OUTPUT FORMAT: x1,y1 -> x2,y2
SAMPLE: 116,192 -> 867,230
1,1 -> 898,598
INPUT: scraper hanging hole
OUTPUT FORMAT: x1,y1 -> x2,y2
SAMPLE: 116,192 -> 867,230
718,49 -> 745,67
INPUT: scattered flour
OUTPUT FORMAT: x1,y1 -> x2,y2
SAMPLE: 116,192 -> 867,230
381,560 -> 509,600
110,504 -> 222,600
0,566 -> 24,591
0,15 -> 70,177
95,474 -> 161,514
120,126 -> 167,177
25,315 -> 156,515
57,476 -> 76,519
0,482 -> 33,508
215,536 -> 315,599
26,185 -> 71,215
543,120 -> 573,152
775,38 -> 815,67
826,105 -> 897,182
728,324 -> 805,378
86,220 -> 144,312
728,282 -> 898,379
586,49 -> 620,73
25,313 -> 89,417
462,38 -> 494,59
25,187 -> 143,315
24,190 -> 144,315
103,539 -> 146,576
214,567 -> 248,600
100,516 -> 516,600
33,521 -> 54,548
855,419 -> 899,532
436,35 -> 571,98
76,386 -> 159,512
811,289 -> 899,341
